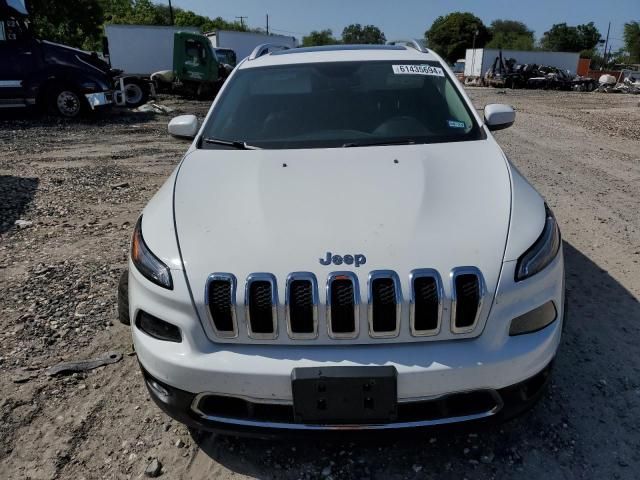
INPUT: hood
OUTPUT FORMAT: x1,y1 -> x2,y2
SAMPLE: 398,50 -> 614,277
41,41 -> 111,75
1,0 -> 28,15
174,140 -> 512,310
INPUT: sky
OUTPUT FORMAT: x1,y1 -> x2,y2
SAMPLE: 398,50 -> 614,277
159,0 -> 639,51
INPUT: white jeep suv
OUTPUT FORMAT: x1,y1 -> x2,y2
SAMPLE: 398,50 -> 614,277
120,43 -> 564,434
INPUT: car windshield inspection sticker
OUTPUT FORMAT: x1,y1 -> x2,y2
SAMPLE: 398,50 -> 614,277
392,65 -> 445,77
448,120 -> 466,129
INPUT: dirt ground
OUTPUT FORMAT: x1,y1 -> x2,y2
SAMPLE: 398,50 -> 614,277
0,89 -> 639,480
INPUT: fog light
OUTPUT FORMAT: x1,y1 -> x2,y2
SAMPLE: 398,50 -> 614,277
147,379 -> 170,401
136,311 -> 182,342
509,301 -> 557,336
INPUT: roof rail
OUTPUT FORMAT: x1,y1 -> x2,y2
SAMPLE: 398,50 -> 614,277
386,39 -> 428,53
248,43 -> 292,60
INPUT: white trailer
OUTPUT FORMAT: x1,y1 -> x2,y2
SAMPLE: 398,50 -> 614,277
205,30 -> 297,62
464,48 -> 580,79
105,24 -> 200,76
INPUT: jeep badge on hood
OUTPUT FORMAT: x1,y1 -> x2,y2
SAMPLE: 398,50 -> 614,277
319,252 -> 367,267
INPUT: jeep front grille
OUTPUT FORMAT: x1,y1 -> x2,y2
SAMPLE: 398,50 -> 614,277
245,273 -> 278,339
204,268 -> 487,342
410,269 -> 443,336
368,271 -> 401,337
286,272 -> 318,339
327,272 -> 360,339
205,273 -> 237,338
451,267 -> 485,334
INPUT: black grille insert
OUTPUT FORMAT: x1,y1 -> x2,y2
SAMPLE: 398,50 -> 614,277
371,278 -> 398,333
248,280 -> 275,335
330,279 -> 356,335
207,279 -> 235,333
194,388 -> 504,426
288,279 -> 315,334
454,273 -> 481,329
412,276 -> 439,332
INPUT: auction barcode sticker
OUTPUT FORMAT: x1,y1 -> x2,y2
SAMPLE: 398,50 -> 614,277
392,65 -> 445,77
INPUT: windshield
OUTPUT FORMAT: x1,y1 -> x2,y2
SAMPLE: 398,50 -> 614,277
201,60 -> 483,149
215,49 -> 237,66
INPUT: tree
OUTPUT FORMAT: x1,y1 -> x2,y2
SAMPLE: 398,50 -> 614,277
577,22 -> 601,51
99,0 -> 133,23
28,0 -> 257,52
174,10 -> 247,33
124,0 -> 166,25
28,0 -> 104,49
540,22 -> 601,53
102,1 -> 249,32
425,12 -> 490,62
342,24 -> 386,44
486,19 -> 534,50
302,29 -> 338,47
623,21 -> 640,63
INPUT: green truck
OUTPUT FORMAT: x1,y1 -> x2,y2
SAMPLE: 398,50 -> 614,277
104,25 -> 236,100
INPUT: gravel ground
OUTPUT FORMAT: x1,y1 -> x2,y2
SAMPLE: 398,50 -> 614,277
0,89 -> 639,480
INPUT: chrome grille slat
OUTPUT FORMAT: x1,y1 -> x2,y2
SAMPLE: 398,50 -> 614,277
450,267 -> 485,334
368,270 -> 401,338
409,269 -> 443,336
326,272 -> 360,339
245,273 -> 278,339
204,273 -> 238,338
285,272 -> 319,339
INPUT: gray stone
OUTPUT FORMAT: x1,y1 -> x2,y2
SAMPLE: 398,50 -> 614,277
145,458 -> 162,477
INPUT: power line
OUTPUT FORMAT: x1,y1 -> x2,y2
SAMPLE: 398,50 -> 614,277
235,16 -> 247,28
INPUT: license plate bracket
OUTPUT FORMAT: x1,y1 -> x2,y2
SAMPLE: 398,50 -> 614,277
291,366 -> 397,424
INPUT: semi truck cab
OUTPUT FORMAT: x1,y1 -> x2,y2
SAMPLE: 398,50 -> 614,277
164,31 -> 231,96
0,9 -> 114,116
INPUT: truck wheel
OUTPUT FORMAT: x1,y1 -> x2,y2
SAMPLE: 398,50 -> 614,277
124,81 -> 149,108
52,88 -> 85,118
118,270 -> 131,326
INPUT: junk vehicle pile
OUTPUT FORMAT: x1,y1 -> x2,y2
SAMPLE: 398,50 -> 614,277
596,70 -> 640,94
482,51 -> 597,91
462,47 -> 638,94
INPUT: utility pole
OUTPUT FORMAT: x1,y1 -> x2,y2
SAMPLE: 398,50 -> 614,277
602,21 -> 611,68
168,0 -> 174,26
266,14 -> 270,35
236,16 -> 248,29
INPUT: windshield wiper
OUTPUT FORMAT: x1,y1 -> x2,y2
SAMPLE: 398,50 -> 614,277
342,139 -> 417,148
202,137 -> 262,150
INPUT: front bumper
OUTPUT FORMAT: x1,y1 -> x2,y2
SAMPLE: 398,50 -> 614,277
141,361 -> 553,436
129,247 -> 564,433
84,91 -> 113,109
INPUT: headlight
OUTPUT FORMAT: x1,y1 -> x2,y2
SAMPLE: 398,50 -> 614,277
80,81 -> 99,92
131,217 -> 173,289
515,205 -> 561,281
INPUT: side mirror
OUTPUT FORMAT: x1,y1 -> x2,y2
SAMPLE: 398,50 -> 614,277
168,114 -> 198,139
484,104 -> 515,131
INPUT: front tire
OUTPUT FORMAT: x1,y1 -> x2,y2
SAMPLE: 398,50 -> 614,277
51,87 -> 85,118
118,270 -> 130,325
124,80 -> 149,108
